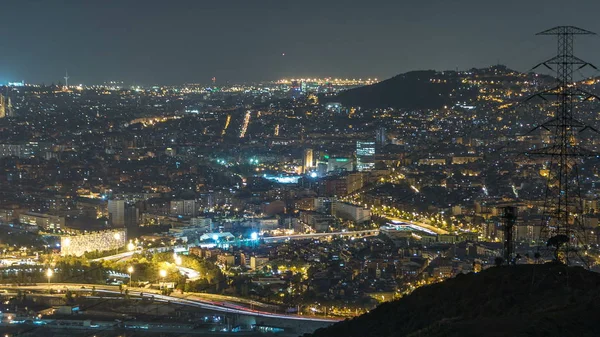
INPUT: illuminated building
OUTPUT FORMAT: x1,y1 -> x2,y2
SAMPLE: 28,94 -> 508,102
170,200 -> 197,217
0,93 -> 13,118
190,217 -> 213,231
0,94 -> 6,118
303,148 -> 314,173
250,256 -> 270,270
0,142 -> 50,158
346,172 -> 366,194
327,157 -> 353,173
19,212 -> 65,231
356,141 -> 376,171
60,229 -> 127,256
5,96 -> 13,117
333,201 -> 371,224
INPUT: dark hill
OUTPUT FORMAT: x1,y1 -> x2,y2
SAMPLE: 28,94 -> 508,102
305,264 -> 600,337
329,70 -> 477,110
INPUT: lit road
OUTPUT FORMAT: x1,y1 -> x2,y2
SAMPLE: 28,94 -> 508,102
177,266 -> 200,279
1,284 -> 340,323
91,250 -> 136,262
384,217 -> 449,235
262,229 -> 379,242
92,251 -> 199,279
91,245 -> 187,262
93,230 -> 380,261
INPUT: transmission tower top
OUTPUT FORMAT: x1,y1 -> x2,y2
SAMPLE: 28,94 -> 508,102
536,26 -> 596,36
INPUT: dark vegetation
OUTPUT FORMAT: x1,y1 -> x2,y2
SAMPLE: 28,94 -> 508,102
327,70 -> 477,110
305,264 -> 600,337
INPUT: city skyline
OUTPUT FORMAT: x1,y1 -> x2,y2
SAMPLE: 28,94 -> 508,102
2,0 -> 600,85
0,12 -> 598,333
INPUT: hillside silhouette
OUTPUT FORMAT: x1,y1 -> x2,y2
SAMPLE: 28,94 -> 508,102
328,70 -> 477,109
305,264 -> 600,337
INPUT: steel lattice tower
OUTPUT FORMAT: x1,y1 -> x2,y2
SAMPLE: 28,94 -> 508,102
526,26 -> 599,264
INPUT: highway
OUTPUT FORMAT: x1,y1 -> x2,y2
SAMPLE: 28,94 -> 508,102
93,229 -> 380,262
91,250 -> 136,262
177,266 -> 200,279
384,217 -> 449,235
1,283 -> 340,323
262,229 -> 379,242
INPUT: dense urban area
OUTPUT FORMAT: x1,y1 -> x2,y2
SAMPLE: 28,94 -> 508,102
1,64 -> 600,336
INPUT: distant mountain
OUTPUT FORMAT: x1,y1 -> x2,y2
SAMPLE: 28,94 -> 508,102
305,264 -> 600,337
327,70 -> 478,110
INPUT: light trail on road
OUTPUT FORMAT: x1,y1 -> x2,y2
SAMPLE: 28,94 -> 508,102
2,284 -> 340,323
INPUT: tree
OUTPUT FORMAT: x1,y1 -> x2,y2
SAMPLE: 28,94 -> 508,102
65,290 -> 74,304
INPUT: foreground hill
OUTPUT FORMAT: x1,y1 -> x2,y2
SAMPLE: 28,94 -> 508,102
329,70 -> 477,110
305,264 -> 600,337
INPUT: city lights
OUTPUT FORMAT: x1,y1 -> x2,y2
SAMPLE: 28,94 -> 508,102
1,13 -> 597,336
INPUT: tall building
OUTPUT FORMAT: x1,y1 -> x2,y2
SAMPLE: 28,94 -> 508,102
108,199 -> 125,227
356,141 -> 376,171
6,96 -> 13,117
124,205 -> 139,228
376,126 -> 387,146
0,94 -> 6,118
303,148 -> 314,173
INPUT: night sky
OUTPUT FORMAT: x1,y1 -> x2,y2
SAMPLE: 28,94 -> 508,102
2,0 -> 600,85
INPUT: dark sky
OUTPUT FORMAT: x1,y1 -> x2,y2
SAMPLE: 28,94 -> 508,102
2,0 -> 600,85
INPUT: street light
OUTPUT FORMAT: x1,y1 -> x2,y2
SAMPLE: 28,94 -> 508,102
127,266 -> 134,287
46,268 -> 53,288
159,269 -> 167,290
114,232 -> 121,254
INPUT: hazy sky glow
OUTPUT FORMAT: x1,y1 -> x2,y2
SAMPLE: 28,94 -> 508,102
2,0 -> 600,85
